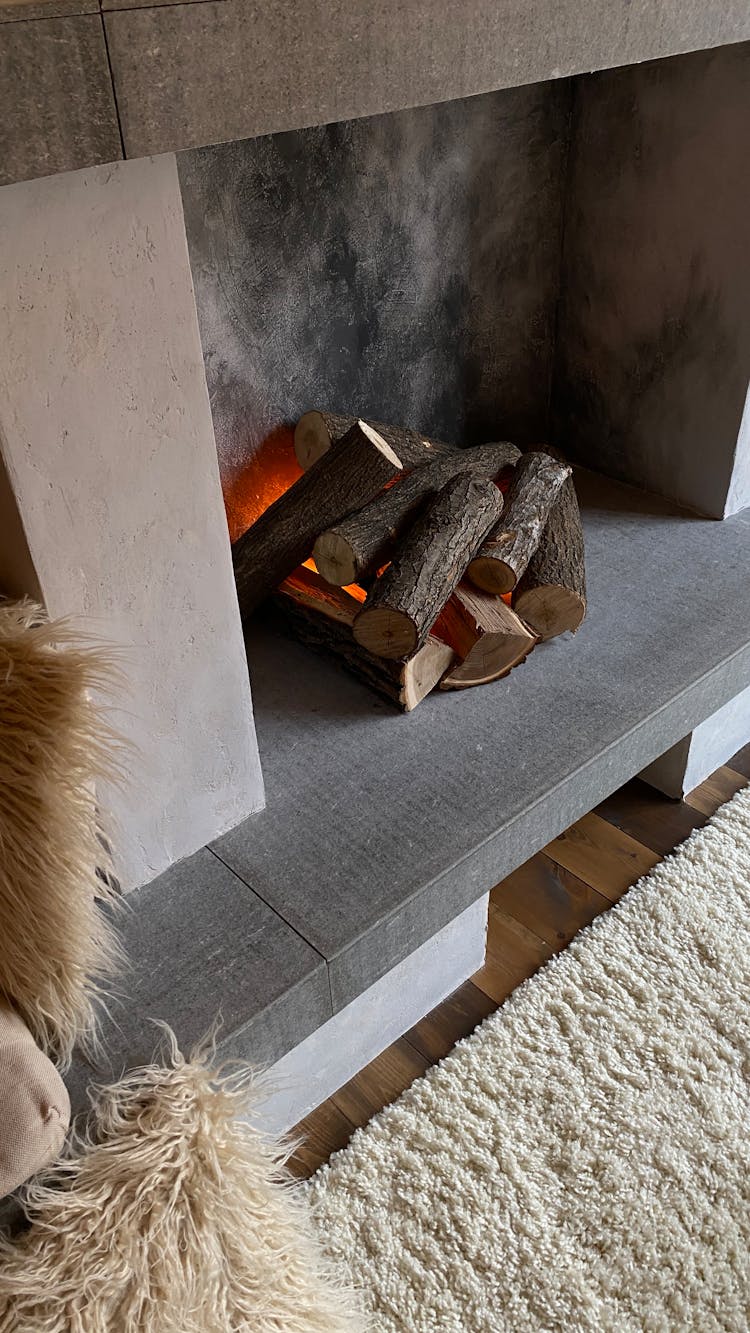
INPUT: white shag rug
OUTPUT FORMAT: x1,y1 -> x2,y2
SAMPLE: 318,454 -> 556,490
309,787 -> 750,1332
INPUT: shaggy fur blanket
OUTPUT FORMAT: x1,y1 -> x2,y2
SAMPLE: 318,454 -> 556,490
0,1039 -> 363,1332
0,600 -> 122,1064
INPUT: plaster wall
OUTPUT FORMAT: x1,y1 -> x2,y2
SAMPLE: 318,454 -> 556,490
178,81 -> 570,540
0,154 -> 264,889
554,42 -> 750,517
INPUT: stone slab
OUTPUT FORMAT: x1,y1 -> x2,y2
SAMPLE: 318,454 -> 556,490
214,469 -> 750,1009
0,15 -> 121,184
554,43 -> 750,518
178,82 -> 569,539
0,0 -> 97,21
256,895 -> 488,1137
104,1 -> 750,159
0,157 -> 265,889
72,849 -> 331,1103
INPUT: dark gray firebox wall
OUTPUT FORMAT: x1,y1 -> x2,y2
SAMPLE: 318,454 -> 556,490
177,79 -> 570,539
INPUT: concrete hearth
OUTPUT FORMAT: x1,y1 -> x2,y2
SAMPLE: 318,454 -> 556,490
74,469 -> 750,1121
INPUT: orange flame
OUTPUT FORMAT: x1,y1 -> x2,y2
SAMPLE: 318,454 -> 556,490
224,425 -> 302,543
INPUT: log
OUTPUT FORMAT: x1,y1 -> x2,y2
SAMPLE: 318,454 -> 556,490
513,464 -> 587,639
273,567 -> 454,711
313,441 -> 520,586
232,420 -> 402,617
353,473 -> 503,660
294,409 -> 455,471
435,584 -> 538,689
467,451 -> 572,595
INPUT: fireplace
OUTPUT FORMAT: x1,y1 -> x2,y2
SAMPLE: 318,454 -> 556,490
173,43 -> 748,717
1,23 -> 749,1128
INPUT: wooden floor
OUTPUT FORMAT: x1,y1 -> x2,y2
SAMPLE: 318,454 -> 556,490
289,746 -> 750,1178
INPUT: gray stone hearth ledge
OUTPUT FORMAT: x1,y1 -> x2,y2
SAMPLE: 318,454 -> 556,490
75,468 -> 750,1100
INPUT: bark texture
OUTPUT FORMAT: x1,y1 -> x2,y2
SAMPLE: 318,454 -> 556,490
513,465 -> 587,639
354,474 -> 503,660
273,567 -> 454,711
294,410 -> 455,471
232,420 -> 402,617
313,441 -> 519,586
468,451 -> 571,594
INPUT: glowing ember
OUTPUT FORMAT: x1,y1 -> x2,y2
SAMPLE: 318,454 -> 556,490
224,425 -> 302,543
304,558 -> 366,603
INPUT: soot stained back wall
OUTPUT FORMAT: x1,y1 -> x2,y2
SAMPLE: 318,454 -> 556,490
178,80 -> 571,540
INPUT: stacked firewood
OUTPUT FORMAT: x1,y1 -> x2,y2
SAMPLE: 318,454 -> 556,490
232,410 -> 587,711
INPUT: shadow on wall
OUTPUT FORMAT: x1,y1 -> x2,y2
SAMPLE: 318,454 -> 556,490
176,78 -> 571,513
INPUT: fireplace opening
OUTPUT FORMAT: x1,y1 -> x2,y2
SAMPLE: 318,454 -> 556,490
176,41 -> 748,717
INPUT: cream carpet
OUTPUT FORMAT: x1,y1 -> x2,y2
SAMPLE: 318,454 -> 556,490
309,788 -> 750,1332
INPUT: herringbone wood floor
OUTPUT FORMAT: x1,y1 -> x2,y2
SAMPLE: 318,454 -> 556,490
289,746 -> 750,1177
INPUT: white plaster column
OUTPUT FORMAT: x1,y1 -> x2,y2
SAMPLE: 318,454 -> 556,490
0,155 -> 264,889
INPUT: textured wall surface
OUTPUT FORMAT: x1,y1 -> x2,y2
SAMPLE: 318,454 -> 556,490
2,0 -> 750,186
0,155 -> 264,889
106,0 -> 750,160
0,14 -> 122,186
553,43 -> 750,517
178,82 -> 570,538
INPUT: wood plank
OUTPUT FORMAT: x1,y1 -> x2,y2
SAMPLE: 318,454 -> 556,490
405,980 -> 496,1064
728,742 -> 750,780
288,1100 -> 357,1178
684,766 -> 747,817
492,852 -> 611,948
331,1037 -> 430,1131
544,811 -> 659,903
596,777 -> 707,856
472,956 -> 528,1006
475,904 -> 553,1000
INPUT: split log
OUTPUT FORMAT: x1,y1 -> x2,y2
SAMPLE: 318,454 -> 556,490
294,409 -> 455,471
232,420 -> 402,617
513,464 -> 587,639
353,473 -> 503,660
435,584 -> 538,689
467,451 -> 572,595
273,567 -> 454,711
313,441 -> 519,586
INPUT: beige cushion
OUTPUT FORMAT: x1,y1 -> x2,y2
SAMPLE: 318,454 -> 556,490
0,1003 -> 70,1197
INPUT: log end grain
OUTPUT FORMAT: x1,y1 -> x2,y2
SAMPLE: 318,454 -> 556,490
513,584 -> 586,639
313,529 -> 359,587
439,629 -> 535,688
466,549 -> 517,595
401,638 -> 455,710
353,605 -> 418,660
294,410 -> 335,470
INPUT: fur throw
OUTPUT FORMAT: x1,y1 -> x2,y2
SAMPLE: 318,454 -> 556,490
0,600 -> 122,1064
0,1038 -> 364,1332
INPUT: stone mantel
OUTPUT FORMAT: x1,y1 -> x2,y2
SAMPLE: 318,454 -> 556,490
2,0 -> 750,185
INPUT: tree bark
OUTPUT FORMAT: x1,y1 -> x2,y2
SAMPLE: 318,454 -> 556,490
232,420 -> 402,617
273,567 -> 454,711
434,583 -> 537,689
313,441 -> 519,586
467,451 -> 571,595
513,465 -> 587,639
354,473 -> 503,660
294,409 -> 455,471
